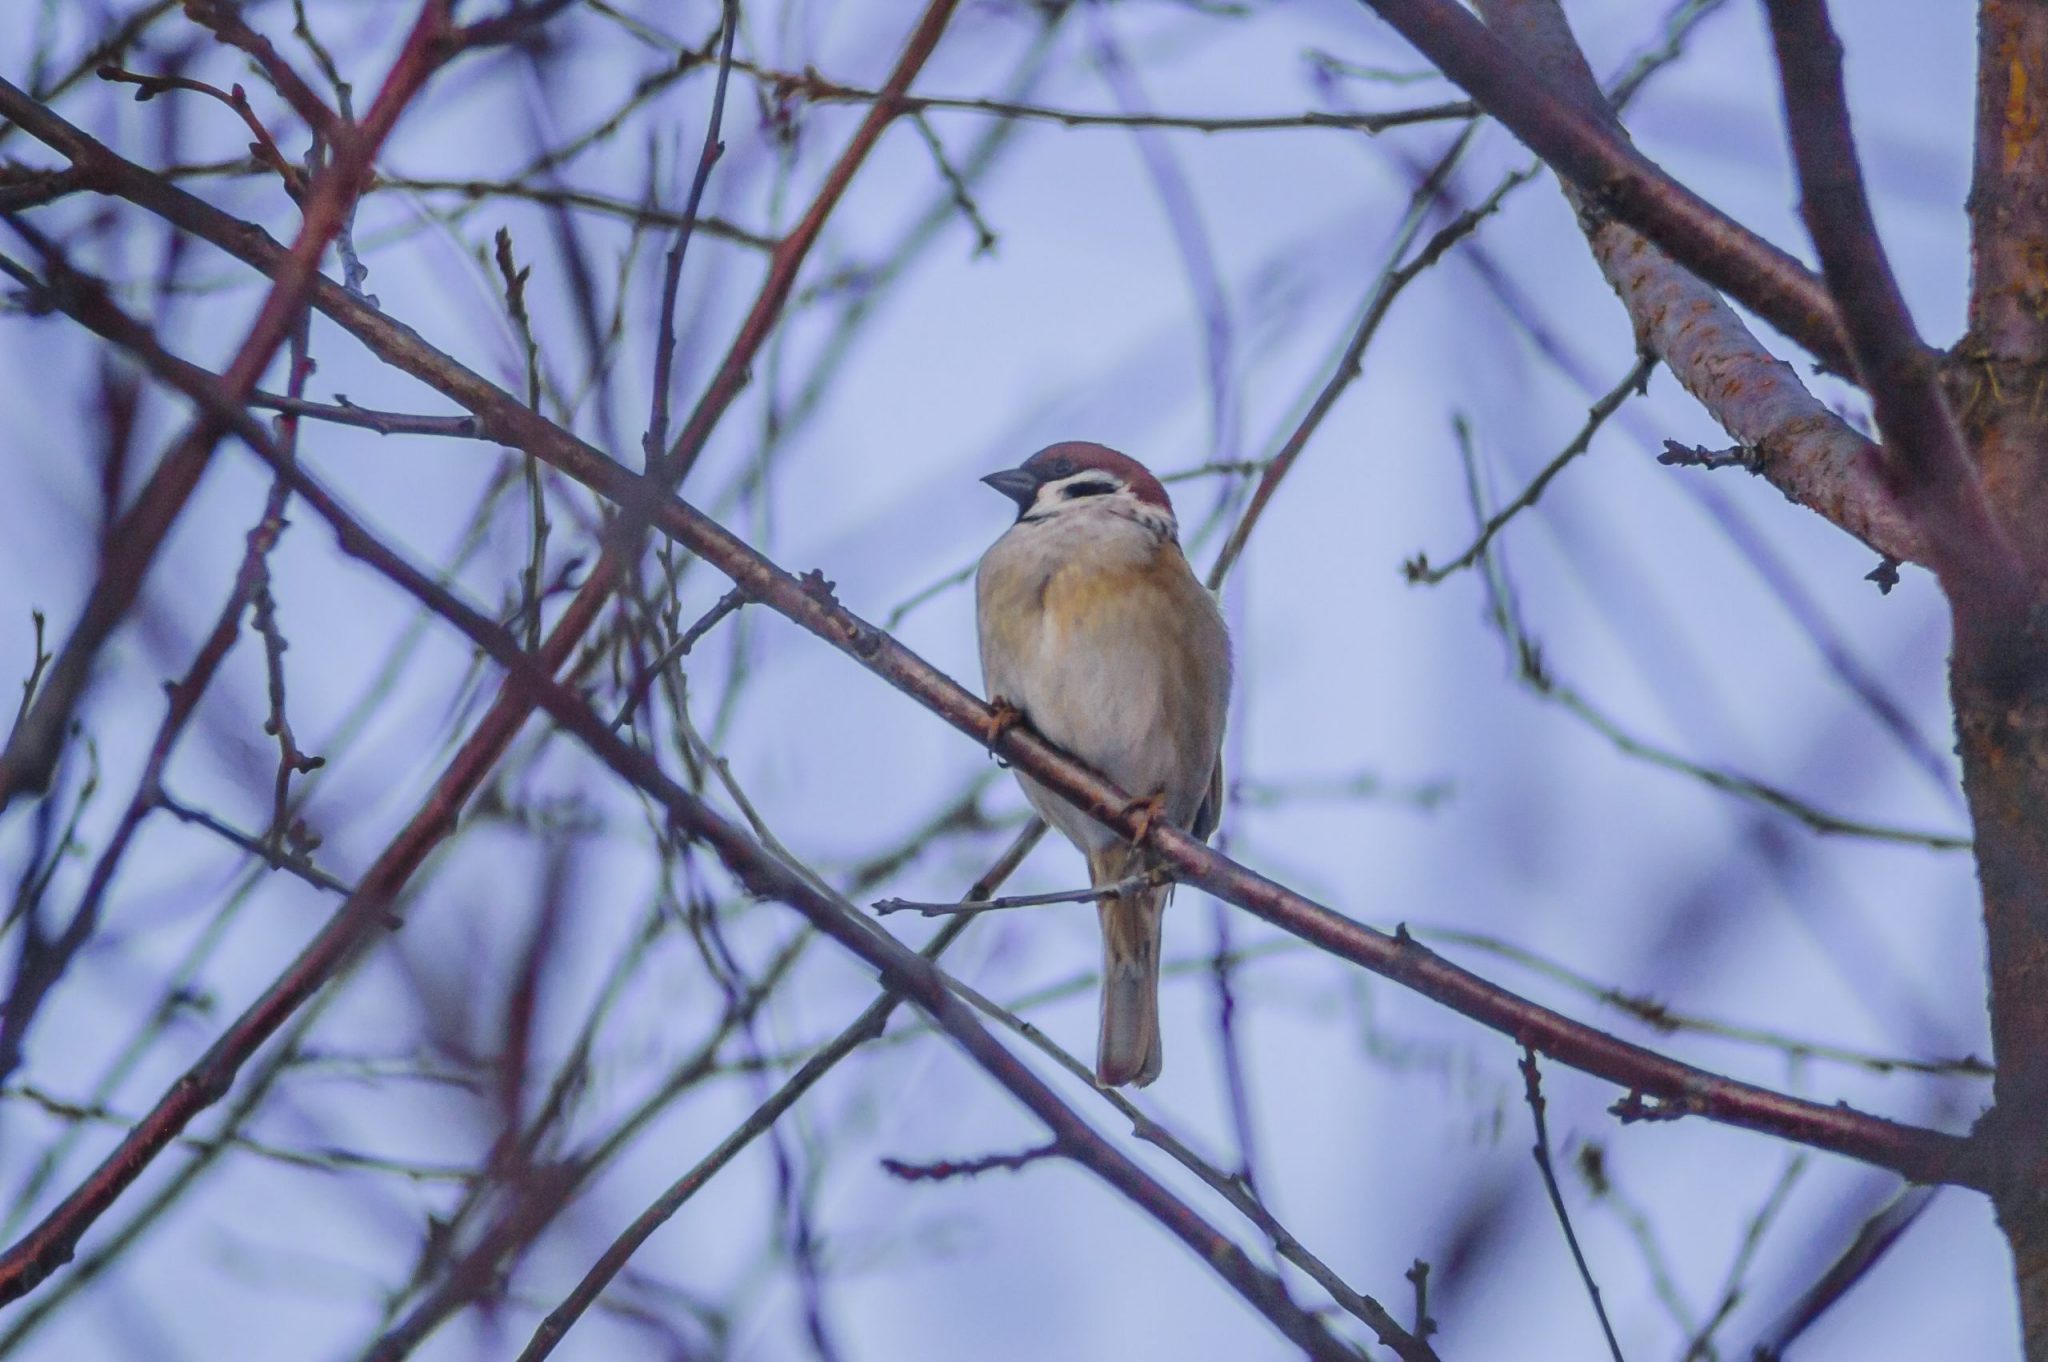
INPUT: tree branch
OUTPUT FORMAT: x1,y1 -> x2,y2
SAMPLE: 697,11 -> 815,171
1520,1048 -> 1625,1361
1355,0 -> 1854,376
1763,0 -> 2027,625
0,0 -> 966,1305
5,34 -> 1986,1227
0,1 -> 457,811
515,823 -> 1044,1362
1472,0 -> 1928,567
30,205 -> 1981,1194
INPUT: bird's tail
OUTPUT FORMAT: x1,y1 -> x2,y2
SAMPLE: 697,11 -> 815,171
1091,847 -> 1165,1088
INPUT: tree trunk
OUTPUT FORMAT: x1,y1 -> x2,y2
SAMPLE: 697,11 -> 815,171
1962,3 -> 2048,1355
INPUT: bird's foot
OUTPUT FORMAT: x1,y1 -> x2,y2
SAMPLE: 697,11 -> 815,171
984,698 -> 1025,752
1121,791 -> 1170,851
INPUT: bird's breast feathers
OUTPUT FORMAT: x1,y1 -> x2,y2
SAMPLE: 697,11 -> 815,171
976,519 -> 1229,831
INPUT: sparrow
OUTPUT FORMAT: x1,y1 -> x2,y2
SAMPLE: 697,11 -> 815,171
975,442 -> 1231,1087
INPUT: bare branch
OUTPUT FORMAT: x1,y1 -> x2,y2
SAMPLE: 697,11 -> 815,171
1356,0 -> 1854,375
1520,1048 -> 1626,1361
179,0 -> 342,142
742,56 -> 1472,135
1407,354 -> 1654,584
0,2 -> 457,811
1472,0 -> 1928,567
246,390 -> 484,437
1763,0 -> 2027,622
31,225 -> 1980,1192
879,1140 -> 1064,1183
874,868 -> 1166,918
0,0 -> 970,1304
644,0 -> 738,465
94,65 -> 306,199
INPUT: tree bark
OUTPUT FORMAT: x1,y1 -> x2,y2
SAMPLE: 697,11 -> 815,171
1963,5 -> 2048,1356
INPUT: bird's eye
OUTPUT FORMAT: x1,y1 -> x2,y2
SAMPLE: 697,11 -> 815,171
1062,479 -> 1116,499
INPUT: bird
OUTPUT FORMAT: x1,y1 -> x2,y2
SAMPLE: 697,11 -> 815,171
974,442 -> 1231,1087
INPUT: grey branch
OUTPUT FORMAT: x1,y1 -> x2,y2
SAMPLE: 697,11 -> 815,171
874,868 -> 1167,917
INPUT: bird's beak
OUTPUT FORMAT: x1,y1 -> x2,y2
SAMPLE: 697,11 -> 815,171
980,467 -> 1042,509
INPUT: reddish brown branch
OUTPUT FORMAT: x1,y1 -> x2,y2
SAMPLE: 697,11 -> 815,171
94,66 -> 305,199
0,0 -> 962,1306
0,2 -> 456,813
29,171 -> 1979,1193
1355,0 -> 1854,376
2,4 -> 1983,1224
1966,2 -> 2048,365
40,341 -> 1384,1357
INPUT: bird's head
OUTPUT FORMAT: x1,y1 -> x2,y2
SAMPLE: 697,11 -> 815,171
980,442 -> 1176,537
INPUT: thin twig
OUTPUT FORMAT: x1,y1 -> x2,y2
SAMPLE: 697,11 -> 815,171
1453,418 -> 1973,853
246,390 -> 485,437
514,824 -> 1045,1362
873,868 -> 1166,917
644,0 -> 737,469
94,65 -> 305,198
180,0 -> 342,143
909,111 -> 997,254
1406,354 -> 1655,584
1657,439 -> 1754,471
10,611 -> 48,736
744,57 -> 1472,135
1748,1181 -> 1928,1361
1684,1152 -> 1808,1358
880,1140 -> 1063,1183
1576,1142 -> 1699,1336
155,789 -> 356,899
379,176 -> 773,249
1520,1047 -> 1625,1361
609,587 -> 748,732
1404,1260 -> 1437,1342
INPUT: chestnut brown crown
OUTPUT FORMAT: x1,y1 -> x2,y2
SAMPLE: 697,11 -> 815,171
980,441 -> 1173,518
